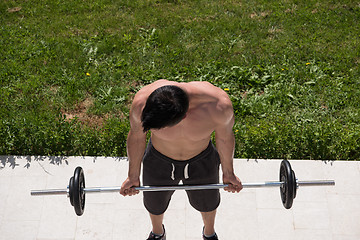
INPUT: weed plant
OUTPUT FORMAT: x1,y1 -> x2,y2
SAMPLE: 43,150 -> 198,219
1,0 -> 359,160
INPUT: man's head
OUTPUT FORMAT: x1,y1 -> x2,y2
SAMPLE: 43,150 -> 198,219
141,85 -> 189,132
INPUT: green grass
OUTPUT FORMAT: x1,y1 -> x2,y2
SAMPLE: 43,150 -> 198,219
1,0 -> 359,160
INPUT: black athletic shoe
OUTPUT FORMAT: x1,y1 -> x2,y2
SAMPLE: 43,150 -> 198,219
203,233 -> 218,240
147,225 -> 166,240
202,227 -> 218,240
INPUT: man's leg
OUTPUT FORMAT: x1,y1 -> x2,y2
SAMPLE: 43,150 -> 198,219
150,213 -> 165,235
201,209 -> 217,236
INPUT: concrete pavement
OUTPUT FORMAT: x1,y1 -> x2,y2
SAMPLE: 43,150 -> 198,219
0,156 -> 359,240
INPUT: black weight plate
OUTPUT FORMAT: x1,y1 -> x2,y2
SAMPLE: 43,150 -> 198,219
279,160 -> 294,209
292,170 -> 297,199
73,167 -> 85,216
69,176 -> 74,206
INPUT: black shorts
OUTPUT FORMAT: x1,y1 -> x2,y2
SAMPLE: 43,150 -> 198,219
142,139 -> 221,215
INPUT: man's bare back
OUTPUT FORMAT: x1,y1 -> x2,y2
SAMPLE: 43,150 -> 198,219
132,79 -> 234,160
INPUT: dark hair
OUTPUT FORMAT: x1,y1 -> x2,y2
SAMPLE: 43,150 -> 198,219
141,85 -> 189,132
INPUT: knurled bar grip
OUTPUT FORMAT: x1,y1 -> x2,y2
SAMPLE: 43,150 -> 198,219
30,180 -> 335,196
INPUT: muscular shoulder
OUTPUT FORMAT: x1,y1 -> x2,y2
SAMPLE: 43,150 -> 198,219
188,81 -> 228,100
188,82 -> 234,124
190,82 -> 232,107
212,88 -> 234,125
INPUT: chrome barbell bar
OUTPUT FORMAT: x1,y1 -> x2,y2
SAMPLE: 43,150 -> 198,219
30,161 -> 336,215
30,180 -> 335,196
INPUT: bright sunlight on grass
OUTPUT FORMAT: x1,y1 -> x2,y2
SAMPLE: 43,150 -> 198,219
1,0 -> 359,159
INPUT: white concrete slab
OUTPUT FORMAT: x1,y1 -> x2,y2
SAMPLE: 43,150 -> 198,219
0,156 -> 359,240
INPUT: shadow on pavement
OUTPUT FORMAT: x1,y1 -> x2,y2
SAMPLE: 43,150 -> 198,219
0,155 -> 128,170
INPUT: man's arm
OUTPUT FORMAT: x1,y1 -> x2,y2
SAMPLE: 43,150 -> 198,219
214,94 -> 242,193
120,97 -> 147,196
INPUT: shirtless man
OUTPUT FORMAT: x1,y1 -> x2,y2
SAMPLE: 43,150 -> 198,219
120,80 -> 243,240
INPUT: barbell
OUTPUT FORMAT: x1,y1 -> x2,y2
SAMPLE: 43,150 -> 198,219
31,160 -> 335,216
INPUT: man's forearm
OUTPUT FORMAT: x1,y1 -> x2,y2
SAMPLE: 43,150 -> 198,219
215,132 -> 235,176
127,130 -> 147,179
